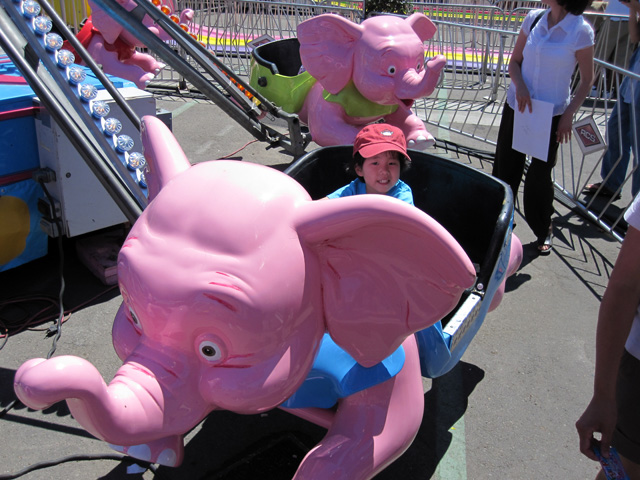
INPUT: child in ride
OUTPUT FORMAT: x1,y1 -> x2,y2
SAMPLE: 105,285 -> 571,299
327,123 -> 414,205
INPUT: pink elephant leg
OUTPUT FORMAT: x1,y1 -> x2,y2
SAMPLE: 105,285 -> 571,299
109,435 -> 184,466
124,52 -> 165,76
488,232 -> 523,312
86,39 -> 155,89
384,104 -> 435,150
292,336 -> 425,480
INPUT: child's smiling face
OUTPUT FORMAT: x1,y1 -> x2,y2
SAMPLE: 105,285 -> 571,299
355,151 -> 401,195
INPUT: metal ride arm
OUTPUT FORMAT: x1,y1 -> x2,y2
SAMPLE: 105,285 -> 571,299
0,0 -> 146,222
91,0 -> 311,157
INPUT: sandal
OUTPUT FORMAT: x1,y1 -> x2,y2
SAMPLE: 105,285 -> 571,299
537,229 -> 553,255
583,182 -> 622,200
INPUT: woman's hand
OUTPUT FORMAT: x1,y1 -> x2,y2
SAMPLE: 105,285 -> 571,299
515,84 -> 532,113
556,112 -> 573,143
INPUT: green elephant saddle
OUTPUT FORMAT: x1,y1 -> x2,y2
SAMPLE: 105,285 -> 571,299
249,38 -> 399,118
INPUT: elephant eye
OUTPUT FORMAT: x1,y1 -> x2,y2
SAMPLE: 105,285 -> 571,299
199,340 -> 223,362
387,65 -> 396,75
128,307 -> 141,329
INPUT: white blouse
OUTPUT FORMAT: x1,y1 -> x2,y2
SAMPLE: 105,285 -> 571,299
506,9 -> 594,116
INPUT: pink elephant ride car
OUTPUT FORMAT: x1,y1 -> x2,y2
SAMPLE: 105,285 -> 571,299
13,115 -> 521,479
249,13 -> 446,149
285,146 -> 520,378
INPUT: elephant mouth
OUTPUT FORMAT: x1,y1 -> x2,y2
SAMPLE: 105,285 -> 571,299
126,352 -> 179,380
401,99 -> 414,108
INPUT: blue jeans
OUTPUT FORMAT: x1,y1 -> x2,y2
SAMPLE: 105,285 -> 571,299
600,49 -> 640,196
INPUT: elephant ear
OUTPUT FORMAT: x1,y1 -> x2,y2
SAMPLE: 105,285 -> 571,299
140,115 -> 191,201
295,196 -> 476,367
297,14 -> 363,94
406,13 -> 438,41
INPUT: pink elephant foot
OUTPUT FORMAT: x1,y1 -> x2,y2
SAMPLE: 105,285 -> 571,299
138,72 -> 156,89
406,130 -> 435,150
109,435 -> 184,467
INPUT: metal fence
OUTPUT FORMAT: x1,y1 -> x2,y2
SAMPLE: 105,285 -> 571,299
413,12 -> 637,241
177,0 -> 362,74
25,0 -> 640,240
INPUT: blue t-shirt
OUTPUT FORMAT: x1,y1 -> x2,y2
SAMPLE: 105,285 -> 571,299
327,178 -> 414,205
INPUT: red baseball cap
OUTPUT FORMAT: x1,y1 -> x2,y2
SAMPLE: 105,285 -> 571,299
353,124 -> 409,161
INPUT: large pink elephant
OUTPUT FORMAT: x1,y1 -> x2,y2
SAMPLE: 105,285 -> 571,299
14,116 -> 478,478
297,13 -> 446,149
71,0 -> 192,89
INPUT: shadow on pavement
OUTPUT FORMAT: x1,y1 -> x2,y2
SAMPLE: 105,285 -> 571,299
146,361 -> 485,480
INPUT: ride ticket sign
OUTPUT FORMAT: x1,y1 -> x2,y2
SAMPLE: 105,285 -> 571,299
572,116 -> 606,155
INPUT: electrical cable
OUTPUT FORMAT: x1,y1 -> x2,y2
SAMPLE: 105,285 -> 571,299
0,288 -> 116,345
0,178 -> 67,422
0,453 -> 160,480
218,139 -> 260,159
0,295 -> 60,339
37,180 -> 66,360
0,175 -> 152,478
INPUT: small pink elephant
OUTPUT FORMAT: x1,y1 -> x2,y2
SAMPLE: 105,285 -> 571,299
14,116 -> 479,478
70,0 -> 193,89
297,13 -> 446,149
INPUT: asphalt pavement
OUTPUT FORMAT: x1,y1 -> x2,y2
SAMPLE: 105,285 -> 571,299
0,94 -> 624,480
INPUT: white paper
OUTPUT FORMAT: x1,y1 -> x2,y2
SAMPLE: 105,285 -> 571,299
512,99 -> 554,162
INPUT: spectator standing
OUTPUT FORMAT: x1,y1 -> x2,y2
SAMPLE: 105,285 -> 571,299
492,0 -> 595,254
591,0 -> 633,97
584,0 -> 640,200
576,192 -> 640,480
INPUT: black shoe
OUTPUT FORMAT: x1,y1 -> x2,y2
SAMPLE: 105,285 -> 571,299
537,230 -> 553,256
583,182 -> 622,201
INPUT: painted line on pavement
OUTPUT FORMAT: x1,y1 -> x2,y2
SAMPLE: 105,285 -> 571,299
171,101 -> 196,118
433,85 -> 468,480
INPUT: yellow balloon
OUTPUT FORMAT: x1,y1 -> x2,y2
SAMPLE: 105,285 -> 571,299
0,195 -> 30,265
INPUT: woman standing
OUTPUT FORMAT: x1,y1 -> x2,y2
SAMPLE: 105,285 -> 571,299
492,0 -> 594,254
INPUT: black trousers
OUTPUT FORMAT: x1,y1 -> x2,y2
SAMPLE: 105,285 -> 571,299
492,103 -> 561,241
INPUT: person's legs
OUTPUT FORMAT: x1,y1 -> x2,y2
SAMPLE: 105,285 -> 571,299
631,155 -> 640,198
608,20 -> 631,92
493,104 -> 526,198
610,350 -> 640,480
600,100 -> 632,193
591,19 -> 630,97
631,85 -> 640,197
523,115 -> 560,244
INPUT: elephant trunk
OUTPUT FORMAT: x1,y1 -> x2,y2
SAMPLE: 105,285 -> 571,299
14,354 -> 202,446
397,55 -> 446,100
